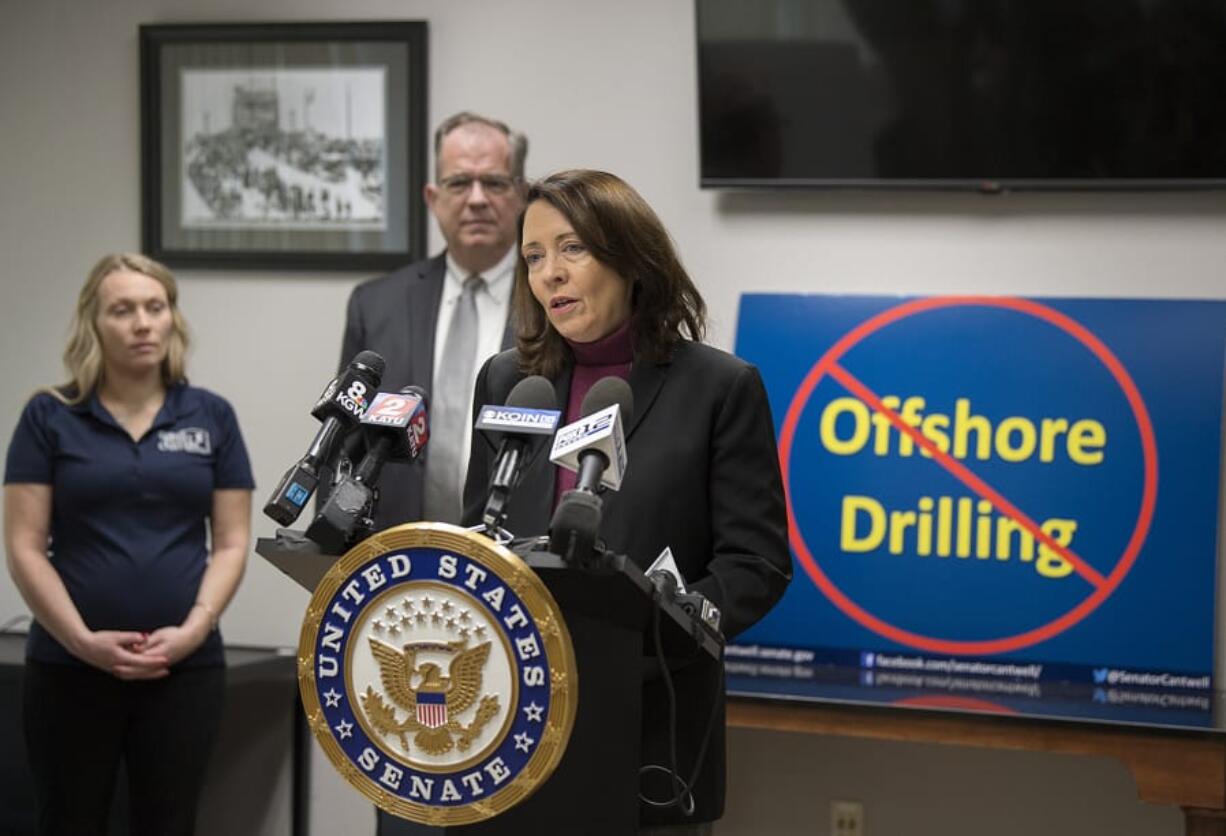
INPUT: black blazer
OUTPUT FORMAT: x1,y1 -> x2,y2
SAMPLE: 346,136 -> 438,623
339,253 -> 512,531
339,254 -> 446,530
462,339 -> 791,824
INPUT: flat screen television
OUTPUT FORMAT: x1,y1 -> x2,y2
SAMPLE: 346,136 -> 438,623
697,0 -> 1226,190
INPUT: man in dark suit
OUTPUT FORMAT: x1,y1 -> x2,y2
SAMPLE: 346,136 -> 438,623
338,112 -> 527,531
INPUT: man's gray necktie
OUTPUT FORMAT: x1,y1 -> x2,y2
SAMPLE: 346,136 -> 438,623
424,274 -> 483,523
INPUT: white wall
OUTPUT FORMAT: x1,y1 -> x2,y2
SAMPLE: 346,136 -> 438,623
2,1 -> 1222,835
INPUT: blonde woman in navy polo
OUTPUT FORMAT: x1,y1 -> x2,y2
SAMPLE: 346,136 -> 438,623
4,253 -> 254,836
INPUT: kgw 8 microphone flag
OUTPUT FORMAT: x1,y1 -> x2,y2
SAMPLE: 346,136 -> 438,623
263,350 -> 385,526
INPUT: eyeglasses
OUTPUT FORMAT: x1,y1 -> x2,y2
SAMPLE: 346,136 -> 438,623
438,174 -> 518,197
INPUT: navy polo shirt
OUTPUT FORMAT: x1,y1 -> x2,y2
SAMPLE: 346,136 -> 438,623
4,384 -> 254,668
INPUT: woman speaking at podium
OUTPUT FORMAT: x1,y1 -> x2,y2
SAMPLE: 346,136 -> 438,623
463,170 -> 790,833
4,253 -> 254,836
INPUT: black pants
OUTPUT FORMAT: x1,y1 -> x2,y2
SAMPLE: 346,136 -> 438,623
22,660 -> 225,836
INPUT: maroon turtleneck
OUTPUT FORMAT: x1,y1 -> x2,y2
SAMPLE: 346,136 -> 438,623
555,317 -> 635,500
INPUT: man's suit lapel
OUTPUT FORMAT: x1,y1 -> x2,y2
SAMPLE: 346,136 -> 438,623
499,316 -> 516,351
407,255 -> 447,392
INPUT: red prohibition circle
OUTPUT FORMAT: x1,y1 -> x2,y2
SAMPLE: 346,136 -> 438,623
778,296 -> 1158,656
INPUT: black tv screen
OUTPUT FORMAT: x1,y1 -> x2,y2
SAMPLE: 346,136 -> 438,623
697,0 -> 1226,189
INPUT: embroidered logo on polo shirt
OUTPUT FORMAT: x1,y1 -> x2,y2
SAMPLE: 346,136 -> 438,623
157,428 -> 212,455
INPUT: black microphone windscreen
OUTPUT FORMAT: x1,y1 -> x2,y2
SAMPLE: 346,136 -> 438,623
401,384 -> 429,408
351,350 -> 386,377
506,375 -> 557,411
580,377 -> 633,426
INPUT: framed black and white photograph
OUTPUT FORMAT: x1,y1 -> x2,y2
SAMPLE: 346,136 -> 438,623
140,22 -> 427,270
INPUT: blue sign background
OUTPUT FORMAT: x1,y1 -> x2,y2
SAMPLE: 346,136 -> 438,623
734,295 -> 1224,677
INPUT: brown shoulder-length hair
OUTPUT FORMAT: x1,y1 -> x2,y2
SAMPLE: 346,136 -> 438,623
46,253 -> 190,404
512,170 -> 706,378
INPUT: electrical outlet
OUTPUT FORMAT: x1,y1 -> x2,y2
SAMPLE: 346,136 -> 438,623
831,800 -> 864,836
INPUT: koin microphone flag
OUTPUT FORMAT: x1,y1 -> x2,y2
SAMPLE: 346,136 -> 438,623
476,376 -> 560,529
263,350 -> 385,526
549,377 -> 633,492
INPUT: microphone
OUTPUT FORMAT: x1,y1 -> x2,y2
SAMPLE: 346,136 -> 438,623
548,377 -> 634,564
549,377 -> 633,493
646,546 -> 687,599
475,376 -> 561,530
305,386 -> 429,553
263,350 -> 385,526
646,546 -> 723,636
354,386 -> 430,485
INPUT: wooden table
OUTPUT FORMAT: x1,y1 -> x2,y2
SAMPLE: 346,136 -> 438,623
727,696 -> 1226,835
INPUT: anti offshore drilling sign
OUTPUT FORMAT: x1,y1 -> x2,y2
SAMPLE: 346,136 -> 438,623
734,295 -> 1224,684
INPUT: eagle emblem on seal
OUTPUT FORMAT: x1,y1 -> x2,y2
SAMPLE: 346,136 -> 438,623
361,637 -> 501,755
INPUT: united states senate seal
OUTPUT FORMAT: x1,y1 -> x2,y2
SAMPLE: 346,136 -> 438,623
298,522 -> 578,824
